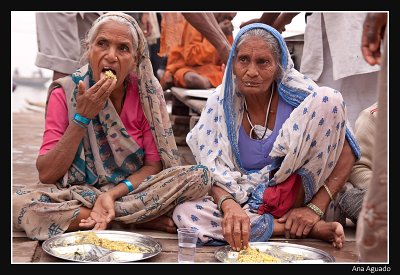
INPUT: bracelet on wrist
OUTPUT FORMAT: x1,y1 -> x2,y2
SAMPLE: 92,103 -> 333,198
121,179 -> 134,193
322,184 -> 334,202
306,202 -> 324,219
217,194 -> 236,212
74,113 -> 91,125
72,118 -> 87,129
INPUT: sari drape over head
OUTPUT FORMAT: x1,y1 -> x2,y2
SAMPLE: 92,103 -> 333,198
47,12 -> 181,188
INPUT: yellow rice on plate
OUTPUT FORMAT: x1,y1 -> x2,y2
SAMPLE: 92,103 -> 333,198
237,247 -> 281,263
74,231 -> 146,253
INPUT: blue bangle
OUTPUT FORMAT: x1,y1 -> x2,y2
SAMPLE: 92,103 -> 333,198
74,113 -> 91,125
72,118 -> 87,129
121,179 -> 134,193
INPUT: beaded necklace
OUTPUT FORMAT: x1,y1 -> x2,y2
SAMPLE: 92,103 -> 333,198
244,81 -> 274,140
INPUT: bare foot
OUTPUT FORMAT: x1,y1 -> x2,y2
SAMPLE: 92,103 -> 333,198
136,215 -> 177,234
184,72 -> 212,89
309,220 -> 345,249
160,71 -> 174,90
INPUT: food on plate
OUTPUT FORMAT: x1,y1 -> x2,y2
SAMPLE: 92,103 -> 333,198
236,247 -> 281,263
75,231 -> 147,253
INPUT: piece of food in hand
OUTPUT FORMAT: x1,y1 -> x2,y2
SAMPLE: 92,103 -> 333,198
104,70 -> 116,80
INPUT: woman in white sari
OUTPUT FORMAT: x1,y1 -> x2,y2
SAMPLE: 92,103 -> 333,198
173,23 -> 360,251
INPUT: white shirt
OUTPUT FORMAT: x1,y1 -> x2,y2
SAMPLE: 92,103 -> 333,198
300,13 -> 380,81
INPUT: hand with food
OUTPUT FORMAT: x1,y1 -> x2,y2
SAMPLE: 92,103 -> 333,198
75,75 -> 117,119
220,197 -> 250,251
104,70 -> 117,80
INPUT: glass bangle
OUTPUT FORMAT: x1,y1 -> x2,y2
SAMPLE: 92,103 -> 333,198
323,184 -> 334,202
121,179 -> 134,193
306,202 -> 324,218
74,113 -> 90,125
72,118 -> 87,129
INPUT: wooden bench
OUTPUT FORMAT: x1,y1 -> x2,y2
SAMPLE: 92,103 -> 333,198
170,87 -> 213,130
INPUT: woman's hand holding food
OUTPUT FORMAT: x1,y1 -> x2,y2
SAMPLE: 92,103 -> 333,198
221,201 -> 250,251
76,76 -> 117,119
79,192 -> 116,230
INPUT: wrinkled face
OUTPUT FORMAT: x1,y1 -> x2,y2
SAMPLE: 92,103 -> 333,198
89,21 -> 137,88
233,36 -> 277,96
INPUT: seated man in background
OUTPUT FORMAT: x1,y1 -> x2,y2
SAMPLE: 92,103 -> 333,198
337,102 -> 377,224
160,13 -> 236,90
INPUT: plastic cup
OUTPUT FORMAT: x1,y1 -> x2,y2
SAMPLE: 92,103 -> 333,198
177,228 -> 199,263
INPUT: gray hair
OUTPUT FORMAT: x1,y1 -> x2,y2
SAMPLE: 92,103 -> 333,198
234,28 -> 283,80
80,14 -> 139,64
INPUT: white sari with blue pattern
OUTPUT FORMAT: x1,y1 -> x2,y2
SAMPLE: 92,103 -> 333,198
179,23 -> 360,243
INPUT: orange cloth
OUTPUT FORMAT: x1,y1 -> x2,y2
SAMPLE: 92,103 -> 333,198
164,19 -> 233,88
159,13 -> 185,58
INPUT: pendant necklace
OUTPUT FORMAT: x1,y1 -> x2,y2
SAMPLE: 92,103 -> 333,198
244,81 -> 274,140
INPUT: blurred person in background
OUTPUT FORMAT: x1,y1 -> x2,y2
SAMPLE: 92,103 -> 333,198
35,12 -> 153,81
160,13 -> 236,90
356,12 -> 387,262
35,12 -> 101,81
140,12 -> 166,80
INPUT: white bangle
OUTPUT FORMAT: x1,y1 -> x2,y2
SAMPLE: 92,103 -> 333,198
323,184 -> 334,202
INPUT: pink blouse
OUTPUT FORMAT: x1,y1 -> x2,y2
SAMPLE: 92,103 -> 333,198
39,78 -> 161,162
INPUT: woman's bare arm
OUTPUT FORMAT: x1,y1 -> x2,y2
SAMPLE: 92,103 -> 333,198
280,140 -> 356,238
211,185 -> 250,251
36,121 -> 87,184
79,160 -> 163,229
103,160 -> 162,200
310,140 -> 356,213
37,79 -> 116,184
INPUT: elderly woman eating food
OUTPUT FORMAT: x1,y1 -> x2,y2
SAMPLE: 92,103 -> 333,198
173,23 -> 360,251
13,12 -> 211,241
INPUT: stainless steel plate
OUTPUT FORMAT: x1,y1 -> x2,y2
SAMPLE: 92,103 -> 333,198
42,230 -> 162,262
215,242 -> 335,263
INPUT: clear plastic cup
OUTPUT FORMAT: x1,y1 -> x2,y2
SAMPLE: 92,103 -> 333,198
177,228 -> 199,263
